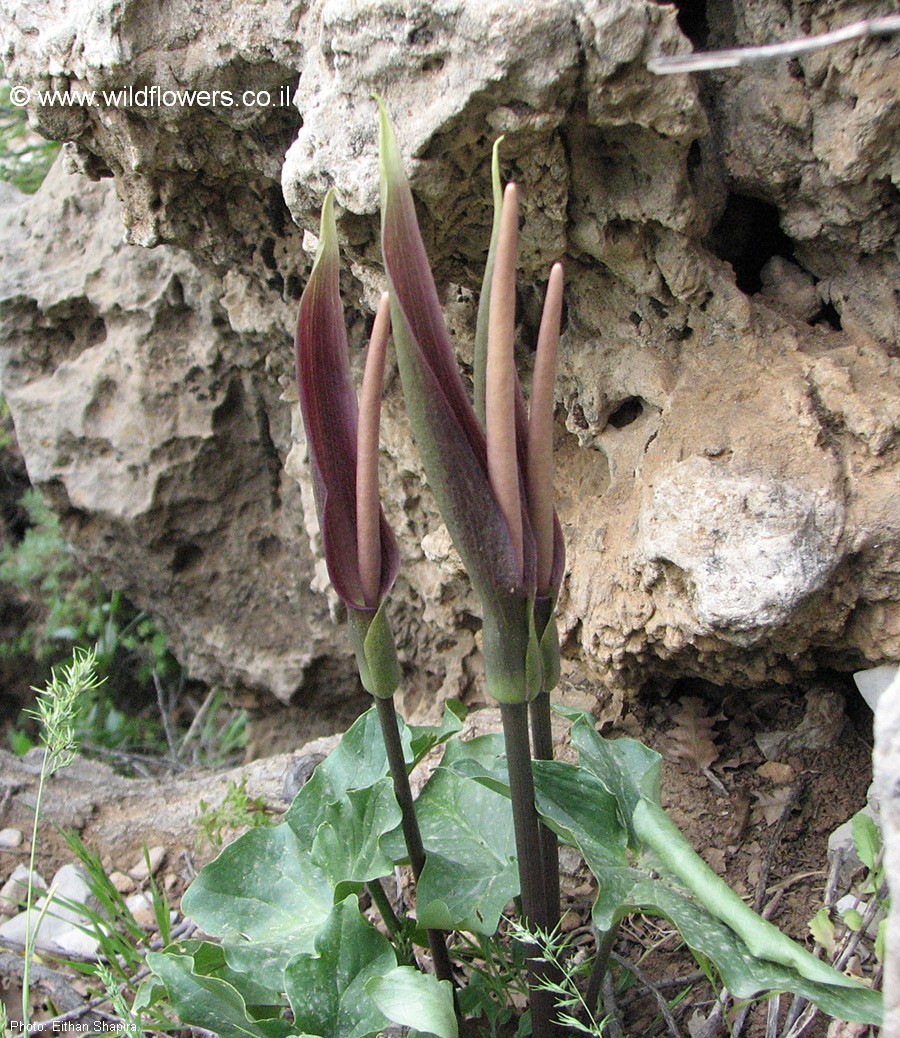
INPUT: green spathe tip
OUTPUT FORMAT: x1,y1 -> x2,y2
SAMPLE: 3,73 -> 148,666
347,601 -> 401,699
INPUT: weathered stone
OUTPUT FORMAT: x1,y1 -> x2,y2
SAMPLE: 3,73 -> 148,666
0,0 -> 896,720
0,865 -> 45,916
0,863 -> 100,956
124,891 -> 156,928
129,845 -> 166,882
108,870 -> 134,894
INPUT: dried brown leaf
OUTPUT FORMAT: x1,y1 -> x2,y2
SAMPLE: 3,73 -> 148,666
756,760 -> 795,784
750,785 -> 793,827
664,696 -> 721,771
703,847 -> 727,875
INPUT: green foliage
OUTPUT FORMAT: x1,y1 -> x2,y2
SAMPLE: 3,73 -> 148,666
506,920 -> 605,1036
27,647 -> 105,774
454,932 -> 527,1037
194,775 -> 275,849
0,484 -> 182,758
149,705 -> 882,1037
0,488 -> 175,679
366,966 -> 458,1038
0,79 -> 59,193
20,651 -> 103,1033
413,733 -> 518,934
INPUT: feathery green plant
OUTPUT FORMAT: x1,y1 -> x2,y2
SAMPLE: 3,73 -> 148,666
20,649 -> 104,1033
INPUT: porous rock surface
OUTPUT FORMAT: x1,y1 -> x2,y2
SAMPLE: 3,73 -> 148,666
0,0 -> 897,716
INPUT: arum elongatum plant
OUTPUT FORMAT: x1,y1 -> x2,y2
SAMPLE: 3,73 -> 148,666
378,101 -> 565,1036
294,191 -> 454,985
475,151 -> 566,931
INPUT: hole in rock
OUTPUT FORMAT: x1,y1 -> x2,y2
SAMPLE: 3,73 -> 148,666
257,535 -> 282,562
260,237 -> 278,272
608,397 -> 644,429
810,299 -> 843,331
660,0 -> 709,48
408,24 -> 434,46
710,194 -> 794,295
264,184 -> 287,237
172,542 -> 204,574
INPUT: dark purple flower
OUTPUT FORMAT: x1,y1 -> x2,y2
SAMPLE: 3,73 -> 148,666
295,191 -> 400,696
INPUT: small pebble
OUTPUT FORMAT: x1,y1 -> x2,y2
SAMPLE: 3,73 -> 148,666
52,926 -> 101,960
125,892 -> 156,928
109,871 -> 134,894
0,865 -> 45,915
163,872 -> 178,893
50,864 -> 95,912
130,845 -> 166,882
0,828 -> 23,849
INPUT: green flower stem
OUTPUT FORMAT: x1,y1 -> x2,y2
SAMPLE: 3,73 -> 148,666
528,691 -> 561,931
500,701 -> 556,1038
373,695 -> 455,986
22,759 -> 49,1034
366,878 -> 403,944
584,922 -> 620,1023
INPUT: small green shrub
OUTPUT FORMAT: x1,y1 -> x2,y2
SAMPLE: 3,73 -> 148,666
0,486 -> 180,758
195,775 -> 275,849
0,79 -> 59,193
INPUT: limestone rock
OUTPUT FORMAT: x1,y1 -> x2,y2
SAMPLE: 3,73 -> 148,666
0,865 -> 45,916
0,863 -> 101,957
0,162 -> 350,703
129,845 -> 166,883
0,0 -> 896,716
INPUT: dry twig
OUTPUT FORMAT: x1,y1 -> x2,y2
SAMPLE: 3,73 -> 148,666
649,15 -> 900,74
611,951 -> 684,1038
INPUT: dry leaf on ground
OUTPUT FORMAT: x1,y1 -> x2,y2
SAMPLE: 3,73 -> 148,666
664,696 -> 722,772
751,785 -> 794,826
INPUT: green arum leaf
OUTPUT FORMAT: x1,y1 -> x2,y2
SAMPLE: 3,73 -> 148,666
180,822 -> 332,992
558,705 -> 662,832
537,717 -> 882,1026
367,966 -> 459,1038
147,943 -> 294,1038
284,894 -> 396,1038
624,869 -> 882,1026
286,702 -> 463,846
632,800 -> 871,993
525,759 -> 638,931
310,777 -> 401,899
408,699 -> 467,762
178,706 -> 463,994
412,734 -> 519,934
285,707 -> 407,857
166,940 -> 282,1011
